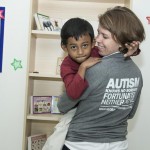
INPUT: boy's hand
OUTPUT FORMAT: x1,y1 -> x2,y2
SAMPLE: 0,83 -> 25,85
80,57 -> 101,69
124,41 -> 140,57
78,57 -> 101,80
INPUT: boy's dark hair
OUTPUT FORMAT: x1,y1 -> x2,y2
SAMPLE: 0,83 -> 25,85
61,17 -> 94,45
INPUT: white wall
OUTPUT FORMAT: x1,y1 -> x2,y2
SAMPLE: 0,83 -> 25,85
0,0 -> 30,150
128,0 -> 150,150
0,0 -> 149,150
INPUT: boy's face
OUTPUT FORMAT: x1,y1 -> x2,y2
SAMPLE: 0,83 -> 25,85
62,34 -> 95,63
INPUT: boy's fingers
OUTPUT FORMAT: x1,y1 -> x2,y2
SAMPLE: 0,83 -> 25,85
124,41 -> 140,57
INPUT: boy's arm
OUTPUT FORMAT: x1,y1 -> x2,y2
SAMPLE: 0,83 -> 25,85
58,60 -> 105,113
78,57 -> 101,79
62,57 -> 101,100
124,41 -> 141,57
63,72 -> 89,100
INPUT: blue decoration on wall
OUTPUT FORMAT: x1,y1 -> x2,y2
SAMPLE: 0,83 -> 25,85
0,7 -> 5,73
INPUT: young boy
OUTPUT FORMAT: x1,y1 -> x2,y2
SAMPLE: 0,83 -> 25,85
60,18 -> 102,99
42,17 -> 140,150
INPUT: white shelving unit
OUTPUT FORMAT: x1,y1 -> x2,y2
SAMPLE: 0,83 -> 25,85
22,0 -> 132,149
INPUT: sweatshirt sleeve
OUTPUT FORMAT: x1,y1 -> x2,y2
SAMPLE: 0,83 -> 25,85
61,61 -> 89,100
63,73 -> 89,99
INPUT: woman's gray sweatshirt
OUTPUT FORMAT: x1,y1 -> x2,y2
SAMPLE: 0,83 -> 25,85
58,52 -> 143,143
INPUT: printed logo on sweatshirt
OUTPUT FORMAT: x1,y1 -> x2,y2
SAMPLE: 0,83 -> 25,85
99,78 -> 139,111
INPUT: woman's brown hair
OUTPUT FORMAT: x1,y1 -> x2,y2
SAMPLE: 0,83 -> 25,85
98,6 -> 145,52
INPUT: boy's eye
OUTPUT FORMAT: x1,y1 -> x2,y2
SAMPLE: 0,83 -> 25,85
70,45 -> 77,50
82,43 -> 88,48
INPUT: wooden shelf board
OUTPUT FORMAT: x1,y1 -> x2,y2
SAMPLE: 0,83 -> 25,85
31,30 -> 60,39
27,114 -> 63,121
29,73 -> 62,79
44,0 -> 125,3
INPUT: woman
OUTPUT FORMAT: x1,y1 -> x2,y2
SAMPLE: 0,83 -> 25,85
58,6 -> 145,150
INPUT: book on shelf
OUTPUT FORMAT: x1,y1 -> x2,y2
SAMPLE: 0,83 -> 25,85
51,96 -> 61,114
31,96 -> 52,114
56,57 -> 65,75
34,13 -> 54,31
28,134 -> 47,150
30,96 -> 61,114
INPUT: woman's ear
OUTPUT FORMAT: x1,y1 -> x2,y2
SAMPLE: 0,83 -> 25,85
61,45 -> 68,52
